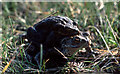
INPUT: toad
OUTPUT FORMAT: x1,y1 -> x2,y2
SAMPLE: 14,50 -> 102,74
25,16 -> 90,68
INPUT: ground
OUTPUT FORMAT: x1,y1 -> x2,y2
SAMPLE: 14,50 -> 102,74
1,2 -> 120,73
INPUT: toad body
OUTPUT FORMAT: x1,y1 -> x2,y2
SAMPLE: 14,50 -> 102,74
25,16 -> 90,68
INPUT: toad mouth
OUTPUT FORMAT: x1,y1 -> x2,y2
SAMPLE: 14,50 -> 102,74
61,35 -> 89,48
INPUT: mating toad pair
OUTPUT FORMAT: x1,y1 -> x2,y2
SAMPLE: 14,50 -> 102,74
25,16 -> 90,68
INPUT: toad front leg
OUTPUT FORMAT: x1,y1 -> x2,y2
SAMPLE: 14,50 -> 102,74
34,47 -> 68,68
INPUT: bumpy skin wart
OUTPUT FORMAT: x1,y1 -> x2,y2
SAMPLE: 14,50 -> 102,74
25,16 -> 90,68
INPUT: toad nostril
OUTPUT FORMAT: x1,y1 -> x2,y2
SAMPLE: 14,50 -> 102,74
73,21 -> 77,25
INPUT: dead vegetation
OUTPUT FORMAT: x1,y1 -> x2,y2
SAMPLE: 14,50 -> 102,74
1,2 -> 120,73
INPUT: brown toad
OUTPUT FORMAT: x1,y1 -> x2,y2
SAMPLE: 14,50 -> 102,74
25,16 -> 90,68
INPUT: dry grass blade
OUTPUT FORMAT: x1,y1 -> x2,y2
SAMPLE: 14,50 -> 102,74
2,55 -> 16,73
2,41 -> 30,73
54,47 -> 66,58
2,2 -> 119,73
101,62 -> 118,71
105,15 -> 120,48
88,26 -> 120,65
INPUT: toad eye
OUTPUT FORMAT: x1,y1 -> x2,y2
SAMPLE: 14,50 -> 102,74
73,37 -> 80,42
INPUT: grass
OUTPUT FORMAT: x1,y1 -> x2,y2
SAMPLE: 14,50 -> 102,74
1,2 -> 120,73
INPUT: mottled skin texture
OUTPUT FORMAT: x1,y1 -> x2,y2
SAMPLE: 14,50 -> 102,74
25,16 -> 90,68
